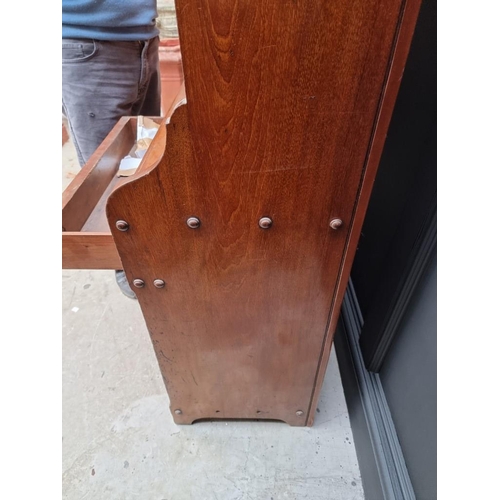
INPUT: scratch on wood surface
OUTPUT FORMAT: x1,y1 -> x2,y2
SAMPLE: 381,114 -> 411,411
246,165 -> 313,174
259,44 -> 277,51
159,350 -> 173,363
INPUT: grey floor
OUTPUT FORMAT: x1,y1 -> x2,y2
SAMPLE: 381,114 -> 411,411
62,140 -> 364,500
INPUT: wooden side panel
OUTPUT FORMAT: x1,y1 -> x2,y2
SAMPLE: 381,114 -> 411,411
306,0 -> 423,425
107,0 -> 417,426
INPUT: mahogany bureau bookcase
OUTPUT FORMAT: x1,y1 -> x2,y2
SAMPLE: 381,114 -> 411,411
62,0 -> 422,426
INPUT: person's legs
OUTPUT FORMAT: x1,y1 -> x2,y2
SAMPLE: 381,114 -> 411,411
132,36 -> 161,117
62,39 -> 147,166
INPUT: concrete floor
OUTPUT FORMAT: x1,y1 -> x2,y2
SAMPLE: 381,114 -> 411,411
62,139 -> 364,500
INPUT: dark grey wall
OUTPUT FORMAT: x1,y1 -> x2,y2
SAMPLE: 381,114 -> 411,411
336,1 -> 437,497
350,0 -> 436,317
380,251 -> 437,500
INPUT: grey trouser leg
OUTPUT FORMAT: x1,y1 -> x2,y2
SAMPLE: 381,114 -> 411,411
62,37 -> 160,167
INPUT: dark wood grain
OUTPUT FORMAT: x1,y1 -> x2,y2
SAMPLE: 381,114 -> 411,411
106,0 -> 420,426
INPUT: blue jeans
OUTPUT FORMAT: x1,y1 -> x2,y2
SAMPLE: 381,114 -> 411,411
62,37 -> 161,167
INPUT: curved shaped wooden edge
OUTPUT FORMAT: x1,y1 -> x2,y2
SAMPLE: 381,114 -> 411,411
184,417 -> 298,427
62,85 -> 186,270
102,117 -> 168,228
105,85 -> 186,202
305,0 -> 422,426
63,83 -> 186,233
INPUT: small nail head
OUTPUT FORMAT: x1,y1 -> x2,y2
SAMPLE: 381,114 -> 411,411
186,217 -> 201,229
329,218 -> 343,230
296,410 -> 304,416
174,409 -> 182,415
153,279 -> 165,289
259,217 -> 273,229
116,220 -> 129,231
133,279 -> 145,288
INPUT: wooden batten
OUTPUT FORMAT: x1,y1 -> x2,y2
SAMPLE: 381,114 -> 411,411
62,232 -> 122,270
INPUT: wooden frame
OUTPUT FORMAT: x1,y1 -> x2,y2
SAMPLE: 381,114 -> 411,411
62,116 -> 136,270
62,86 -> 186,269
